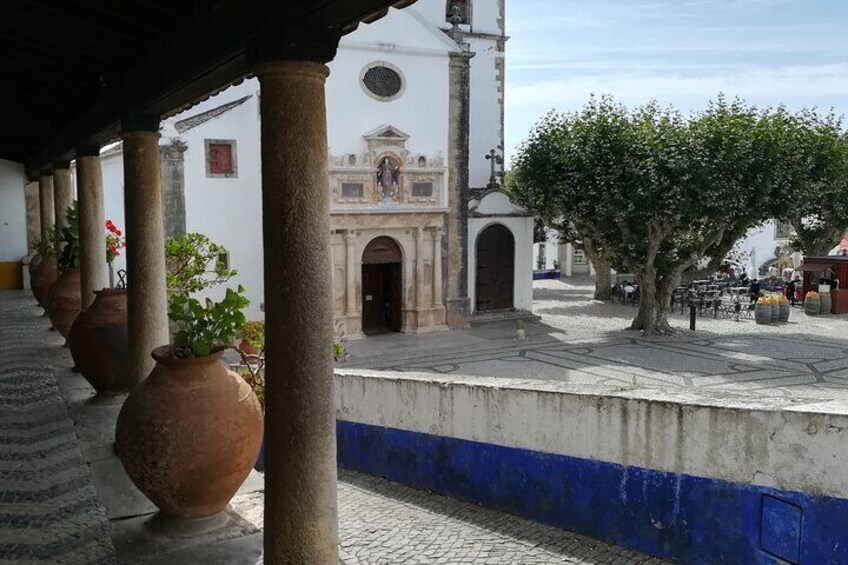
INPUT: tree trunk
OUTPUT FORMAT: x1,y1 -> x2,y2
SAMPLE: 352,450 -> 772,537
629,274 -> 674,335
592,257 -> 611,300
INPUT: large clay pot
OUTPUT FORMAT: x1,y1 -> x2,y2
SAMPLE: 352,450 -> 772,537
30,255 -> 58,309
68,289 -> 130,394
46,268 -> 81,338
115,346 -> 263,519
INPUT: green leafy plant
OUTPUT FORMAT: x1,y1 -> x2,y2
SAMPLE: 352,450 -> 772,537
333,318 -> 351,363
164,233 -> 248,358
165,233 -> 237,297
169,286 -> 250,358
237,320 -> 265,350
33,227 -> 57,258
57,201 -> 81,269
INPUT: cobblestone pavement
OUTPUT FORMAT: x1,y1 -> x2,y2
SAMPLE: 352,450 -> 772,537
0,292 -> 116,564
348,278 -> 848,402
233,470 -> 669,565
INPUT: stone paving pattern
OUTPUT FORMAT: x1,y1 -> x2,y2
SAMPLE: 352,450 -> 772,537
234,471 -> 669,565
0,292 -> 116,564
349,278 -> 848,403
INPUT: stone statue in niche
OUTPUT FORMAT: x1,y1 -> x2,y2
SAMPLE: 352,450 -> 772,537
376,155 -> 400,201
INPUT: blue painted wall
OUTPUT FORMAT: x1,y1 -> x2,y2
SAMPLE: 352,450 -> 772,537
337,420 -> 848,564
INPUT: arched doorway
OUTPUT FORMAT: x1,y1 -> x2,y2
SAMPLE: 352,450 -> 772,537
362,237 -> 403,334
476,224 -> 514,312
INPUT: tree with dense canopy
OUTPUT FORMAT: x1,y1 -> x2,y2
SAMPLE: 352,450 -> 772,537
511,95 -> 795,335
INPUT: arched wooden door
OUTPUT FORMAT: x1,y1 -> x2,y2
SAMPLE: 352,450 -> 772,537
361,237 -> 403,334
475,224 -> 514,312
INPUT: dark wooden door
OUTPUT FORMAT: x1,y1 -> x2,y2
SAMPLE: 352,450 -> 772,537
362,237 -> 404,334
476,224 -> 515,312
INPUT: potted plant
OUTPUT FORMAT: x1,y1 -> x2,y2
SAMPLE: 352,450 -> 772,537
115,233 -> 262,520
68,221 -> 129,395
46,202 -> 82,338
29,227 -> 58,309
237,320 -> 264,356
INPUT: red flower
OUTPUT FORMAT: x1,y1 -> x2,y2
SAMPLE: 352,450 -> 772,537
115,229 -> 122,236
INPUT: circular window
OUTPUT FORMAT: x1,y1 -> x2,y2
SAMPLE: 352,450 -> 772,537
360,62 -> 405,101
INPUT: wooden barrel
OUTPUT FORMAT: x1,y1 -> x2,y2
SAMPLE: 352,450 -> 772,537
805,295 -> 821,316
820,293 -> 832,315
769,301 -> 779,323
778,300 -> 790,322
754,302 -> 772,324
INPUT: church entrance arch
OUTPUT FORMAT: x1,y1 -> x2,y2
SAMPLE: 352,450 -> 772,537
361,236 -> 403,334
476,224 -> 515,312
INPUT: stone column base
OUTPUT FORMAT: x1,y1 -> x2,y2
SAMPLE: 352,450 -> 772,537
445,297 -> 471,329
402,305 -> 448,334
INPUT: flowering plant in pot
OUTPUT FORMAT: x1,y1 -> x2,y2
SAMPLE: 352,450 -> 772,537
105,219 -> 125,288
46,202 -> 82,338
115,233 -> 263,521
236,320 -> 264,356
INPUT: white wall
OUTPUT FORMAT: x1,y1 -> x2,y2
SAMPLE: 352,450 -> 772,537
734,220 -> 788,277
100,150 -> 128,277
0,159 -> 27,261
335,369 -> 848,499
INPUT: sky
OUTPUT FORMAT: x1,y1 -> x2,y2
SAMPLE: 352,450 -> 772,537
504,0 -> 848,162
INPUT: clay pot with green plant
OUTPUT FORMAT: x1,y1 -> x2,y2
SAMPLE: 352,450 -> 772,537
30,228 -> 58,309
115,233 -> 262,520
46,203 -> 82,338
237,320 -> 264,356
68,221 -> 129,394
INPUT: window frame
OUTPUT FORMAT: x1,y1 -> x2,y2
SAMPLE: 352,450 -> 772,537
204,139 -> 238,178
359,61 -> 406,102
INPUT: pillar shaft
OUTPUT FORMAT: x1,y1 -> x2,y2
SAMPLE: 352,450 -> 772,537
256,60 -> 338,565
38,175 -> 54,244
122,130 -> 169,386
24,181 -> 41,253
415,227 -> 425,308
77,153 -> 108,308
345,232 -> 356,314
433,227 -> 443,306
53,166 -> 74,257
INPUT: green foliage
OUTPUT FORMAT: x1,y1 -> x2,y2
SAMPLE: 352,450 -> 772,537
169,286 -> 250,358
511,94 -> 800,333
165,233 -> 237,296
33,227 -> 57,258
57,202 -> 81,269
237,320 -> 265,350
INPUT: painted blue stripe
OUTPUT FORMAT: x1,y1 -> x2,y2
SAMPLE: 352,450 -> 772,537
336,420 -> 848,565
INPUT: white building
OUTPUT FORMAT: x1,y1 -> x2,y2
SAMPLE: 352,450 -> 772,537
97,0 -> 533,336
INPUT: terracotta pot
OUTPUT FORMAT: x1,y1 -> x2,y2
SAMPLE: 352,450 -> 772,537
68,289 -> 130,394
238,340 -> 260,357
115,346 -> 264,519
46,268 -> 82,338
30,255 -> 58,309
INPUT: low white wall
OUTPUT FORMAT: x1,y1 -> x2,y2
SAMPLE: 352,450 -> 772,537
335,369 -> 848,499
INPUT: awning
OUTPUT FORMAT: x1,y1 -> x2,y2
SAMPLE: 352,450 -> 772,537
799,261 -> 836,272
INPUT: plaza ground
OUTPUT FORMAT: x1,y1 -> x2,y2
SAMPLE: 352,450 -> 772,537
348,277 -> 848,404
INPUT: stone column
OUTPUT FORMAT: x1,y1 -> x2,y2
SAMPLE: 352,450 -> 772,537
415,227 -> 425,308
254,59 -> 339,565
24,180 -> 41,252
159,140 -> 188,240
122,120 -> 169,386
76,147 -> 108,308
38,172 -> 54,244
345,231 -> 356,314
53,163 -> 74,257
445,45 -> 475,328
433,227 -> 443,307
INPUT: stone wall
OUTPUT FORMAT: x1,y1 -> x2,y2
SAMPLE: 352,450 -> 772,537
334,369 -> 848,564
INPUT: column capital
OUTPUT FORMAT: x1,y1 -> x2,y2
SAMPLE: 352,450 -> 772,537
248,25 -> 341,67
75,145 -> 101,158
52,160 -> 71,171
39,169 -> 53,178
121,114 -> 160,134
344,230 -> 356,241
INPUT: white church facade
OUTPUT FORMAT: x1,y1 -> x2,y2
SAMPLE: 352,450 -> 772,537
89,0 -> 533,338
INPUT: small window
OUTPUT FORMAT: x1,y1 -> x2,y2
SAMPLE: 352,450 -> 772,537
360,62 -> 405,102
341,182 -> 364,198
205,139 -> 237,178
411,182 -> 433,198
